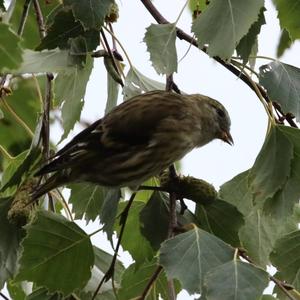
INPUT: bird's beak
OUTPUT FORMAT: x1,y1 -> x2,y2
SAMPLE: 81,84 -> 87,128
221,130 -> 234,145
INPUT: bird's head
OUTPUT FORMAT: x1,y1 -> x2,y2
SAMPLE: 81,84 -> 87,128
192,95 -> 233,146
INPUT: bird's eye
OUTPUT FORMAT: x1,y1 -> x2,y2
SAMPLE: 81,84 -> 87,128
216,108 -> 225,118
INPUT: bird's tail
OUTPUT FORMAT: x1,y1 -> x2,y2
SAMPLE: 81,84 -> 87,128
31,173 -> 68,200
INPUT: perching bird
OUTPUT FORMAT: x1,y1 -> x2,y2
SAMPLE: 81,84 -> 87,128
32,90 -> 233,199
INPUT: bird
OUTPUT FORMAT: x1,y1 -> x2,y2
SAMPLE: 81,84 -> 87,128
32,90 -> 233,199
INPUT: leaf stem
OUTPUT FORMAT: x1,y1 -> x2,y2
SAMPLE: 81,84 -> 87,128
174,0 -> 189,25
0,96 -> 34,137
139,0 -> 273,117
17,0 -> 31,36
0,144 -> 15,160
239,250 -> 297,300
103,26 -> 133,69
140,266 -> 163,299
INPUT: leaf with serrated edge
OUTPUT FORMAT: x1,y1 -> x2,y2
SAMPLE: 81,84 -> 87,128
16,211 -> 94,295
144,23 -> 178,75
116,201 -> 154,266
219,169 -> 253,216
204,260 -> 269,300
123,67 -> 165,100
0,23 -> 23,72
54,57 -> 93,141
159,225 -> 234,294
192,0 -> 264,60
248,125 -> 293,204
236,8 -> 266,64
63,0 -> 113,30
270,230 -> 300,290
259,62 -> 300,122
274,0 -> 300,40
195,199 -> 244,247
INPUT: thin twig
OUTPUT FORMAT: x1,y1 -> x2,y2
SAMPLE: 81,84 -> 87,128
92,193 -> 137,299
0,145 -> 15,160
17,0 -> 32,36
239,251 -> 297,300
32,0 -> 55,211
103,26 -> 134,68
0,292 -> 9,300
139,0 -> 272,109
32,0 -> 46,38
0,96 -> 34,137
140,266 -> 163,299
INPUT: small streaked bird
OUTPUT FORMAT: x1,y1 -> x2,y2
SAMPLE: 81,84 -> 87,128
32,90 -> 233,199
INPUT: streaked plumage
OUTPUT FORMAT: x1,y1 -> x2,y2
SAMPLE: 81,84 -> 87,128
32,90 -> 232,199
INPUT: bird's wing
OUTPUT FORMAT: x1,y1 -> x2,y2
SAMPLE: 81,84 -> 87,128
101,91 -> 187,147
35,91 -> 187,176
35,119 -> 104,175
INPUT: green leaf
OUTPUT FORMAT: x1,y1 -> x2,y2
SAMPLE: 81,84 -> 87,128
263,126 -> 300,219
100,188 -> 121,241
116,201 -> 154,265
17,49 -> 72,73
63,0 -> 114,30
144,23 -> 178,75
0,23 -> 23,72
36,7 -> 99,52
0,117 -> 42,194
0,77 -> 41,156
118,259 -> 179,300
93,246 -> 124,284
192,0 -> 264,60
195,199 -> 244,247
68,183 -> 120,223
9,0 -> 60,49
16,210 -> 94,295
236,8 -> 266,64
0,151 -> 27,196
26,288 -> 62,300
204,260 -> 269,300
277,29 -> 292,58
7,280 -> 27,300
239,209 -> 285,267
105,70 -> 120,114
123,67 -> 165,100
270,230 -> 300,290
54,57 -> 93,141
0,197 -> 23,289
188,0 -> 209,15
159,226 -> 234,294
248,125 -> 293,204
83,246 -> 124,297
259,61 -> 300,122
273,0 -> 300,40
219,170 -> 253,215
139,191 -> 169,251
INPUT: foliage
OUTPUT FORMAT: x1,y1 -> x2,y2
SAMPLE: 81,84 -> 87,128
0,0 -> 300,299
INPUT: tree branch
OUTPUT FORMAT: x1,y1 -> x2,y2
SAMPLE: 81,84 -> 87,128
239,250 -> 297,300
32,0 -> 55,210
17,0 -> 32,36
139,0 -> 298,127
